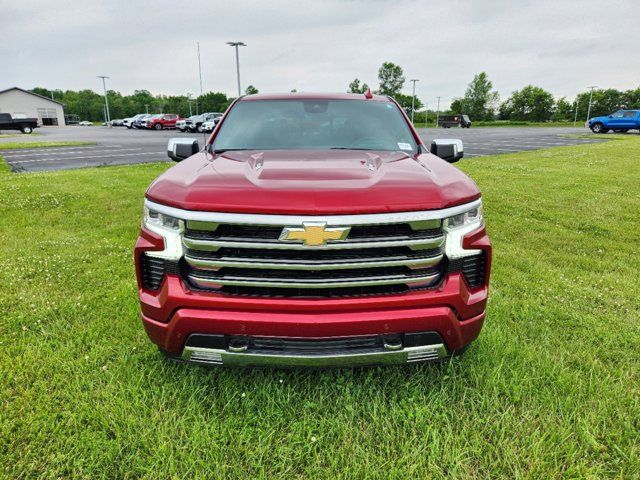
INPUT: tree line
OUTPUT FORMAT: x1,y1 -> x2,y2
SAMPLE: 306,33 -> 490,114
349,64 -> 640,123
30,85 -> 259,122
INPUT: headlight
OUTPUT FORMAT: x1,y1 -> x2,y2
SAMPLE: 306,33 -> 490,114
143,206 -> 182,231
443,204 -> 482,230
443,201 -> 484,258
142,205 -> 184,260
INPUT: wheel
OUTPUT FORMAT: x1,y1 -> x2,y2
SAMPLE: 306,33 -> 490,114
612,129 -> 629,133
21,126 -> 33,134
590,122 -> 605,133
154,123 -> 163,130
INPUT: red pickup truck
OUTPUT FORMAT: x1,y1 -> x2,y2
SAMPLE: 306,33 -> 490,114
135,92 -> 491,367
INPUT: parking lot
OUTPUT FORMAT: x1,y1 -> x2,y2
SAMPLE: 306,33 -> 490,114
0,125 -> 607,172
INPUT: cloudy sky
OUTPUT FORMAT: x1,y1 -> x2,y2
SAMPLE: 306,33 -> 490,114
2,0 -> 639,107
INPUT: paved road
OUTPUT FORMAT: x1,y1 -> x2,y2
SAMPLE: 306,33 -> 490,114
0,125 -> 609,172
416,126 -> 607,158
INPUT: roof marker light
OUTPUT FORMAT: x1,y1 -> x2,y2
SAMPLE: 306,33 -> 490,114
364,88 -> 373,99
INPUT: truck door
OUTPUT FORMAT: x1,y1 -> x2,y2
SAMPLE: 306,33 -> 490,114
621,111 -> 638,129
607,110 -> 625,128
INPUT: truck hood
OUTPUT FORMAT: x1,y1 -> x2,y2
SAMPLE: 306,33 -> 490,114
146,149 -> 481,214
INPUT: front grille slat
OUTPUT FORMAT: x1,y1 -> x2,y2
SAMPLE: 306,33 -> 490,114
180,214 -> 448,297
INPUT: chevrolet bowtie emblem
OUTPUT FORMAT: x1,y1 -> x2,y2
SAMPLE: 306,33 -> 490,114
279,222 -> 351,246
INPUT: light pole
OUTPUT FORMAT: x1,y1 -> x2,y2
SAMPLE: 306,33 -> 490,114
97,76 -> 111,124
573,97 -> 580,128
144,104 -> 149,114
226,41 -> 246,97
187,93 -> 193,116
435,96 -> 441,127
409,79 -> 419,124
585,86 -> 598,125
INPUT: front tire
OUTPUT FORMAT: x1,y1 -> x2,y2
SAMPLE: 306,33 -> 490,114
21,126 -> 33,134
590,122 -> 605,133
154,123 -> 163,130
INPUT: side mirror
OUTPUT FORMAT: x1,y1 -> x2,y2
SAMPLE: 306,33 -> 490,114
167,138 -> 199,162
608,115 -> 612,118
431,139 -> 464,163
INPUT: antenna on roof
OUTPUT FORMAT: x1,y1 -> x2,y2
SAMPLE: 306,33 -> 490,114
364,88 -> 373,99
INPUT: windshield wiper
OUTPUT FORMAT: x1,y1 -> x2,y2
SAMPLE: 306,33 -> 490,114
211,148 -> 250,154
329,147 -> 374,151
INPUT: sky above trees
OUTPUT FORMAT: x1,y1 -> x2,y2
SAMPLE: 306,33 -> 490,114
2,0 -> 639,109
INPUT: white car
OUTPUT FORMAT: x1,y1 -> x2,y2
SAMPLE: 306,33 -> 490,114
79,121 -> 93,126
200,114 -> 223,133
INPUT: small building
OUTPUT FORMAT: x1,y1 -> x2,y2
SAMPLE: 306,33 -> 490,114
0,87 -> 66,126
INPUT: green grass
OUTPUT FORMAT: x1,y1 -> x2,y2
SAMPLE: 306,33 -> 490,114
0,141 -> 95,150
1,138 -> 639,478
0,132 -> 40,138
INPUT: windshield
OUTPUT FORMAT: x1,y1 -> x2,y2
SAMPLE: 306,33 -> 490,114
212,99 -> 418,153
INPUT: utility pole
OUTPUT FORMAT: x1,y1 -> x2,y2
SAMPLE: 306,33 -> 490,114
573,97 -> 580,128
226,41 -> 246,97
144,104 -> 149,114
197,42 -> 203,98
585,86 -> 598,125
425,102 -> 428,128
436,96 -> 441,127
97,76 -> 111,124
409,79 -> 419,124
187,93 -> 193,116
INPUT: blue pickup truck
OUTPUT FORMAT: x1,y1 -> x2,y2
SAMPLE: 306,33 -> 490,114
588,109 -> 640,133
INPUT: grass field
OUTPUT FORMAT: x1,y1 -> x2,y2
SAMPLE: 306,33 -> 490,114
1,137 -> 639,478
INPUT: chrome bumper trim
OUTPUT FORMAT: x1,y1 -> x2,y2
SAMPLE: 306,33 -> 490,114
188,271 -> 440,289
182,344 -> 447,367
182,235 -> 445,251
145,199 -> 482,227
184,253 -> 444,271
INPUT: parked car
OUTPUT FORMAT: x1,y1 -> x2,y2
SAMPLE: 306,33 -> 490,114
111,119 -> 124,126
146,113 -> 181,130
189,112 -> 223,132
200,113 -> 224,132
438,114 -> 472,128
79,121 -> 93,126
0,113 -> 39,133
125,114 -> 145,129
176,116 -> 197,132
133,114 -> 152,129
588,109 -> 640,133
135,92 -> 491,368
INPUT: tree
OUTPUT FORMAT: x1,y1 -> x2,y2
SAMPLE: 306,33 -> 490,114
499,85 -> 554,121
458,72 -> 499,121
377,62 -> 405,96
553,97 -> 574,122
393,93 -> 423,119
348,78 -> 369,94
245,85 -> 259,95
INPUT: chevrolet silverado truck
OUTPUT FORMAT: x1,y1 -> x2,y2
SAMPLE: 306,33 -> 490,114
135,92 -> 491,367
0,113 -> 39,133
588,109 -> 640,133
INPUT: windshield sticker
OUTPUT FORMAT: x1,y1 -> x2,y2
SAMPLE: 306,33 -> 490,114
397,142 -> 412,150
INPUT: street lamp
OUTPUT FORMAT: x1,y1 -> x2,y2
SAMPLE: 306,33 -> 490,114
226,41 -> 246,97
97,76 -> 111,124
585,86 -> 598,125
409,79 -> 419,124
435,96 -> 441,128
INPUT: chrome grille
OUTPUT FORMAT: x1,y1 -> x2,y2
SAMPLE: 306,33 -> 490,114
181,215 -> 446,297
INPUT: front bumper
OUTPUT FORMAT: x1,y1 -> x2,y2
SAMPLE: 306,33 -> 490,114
135,220 -> 491,367
182,342 -> 447,367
